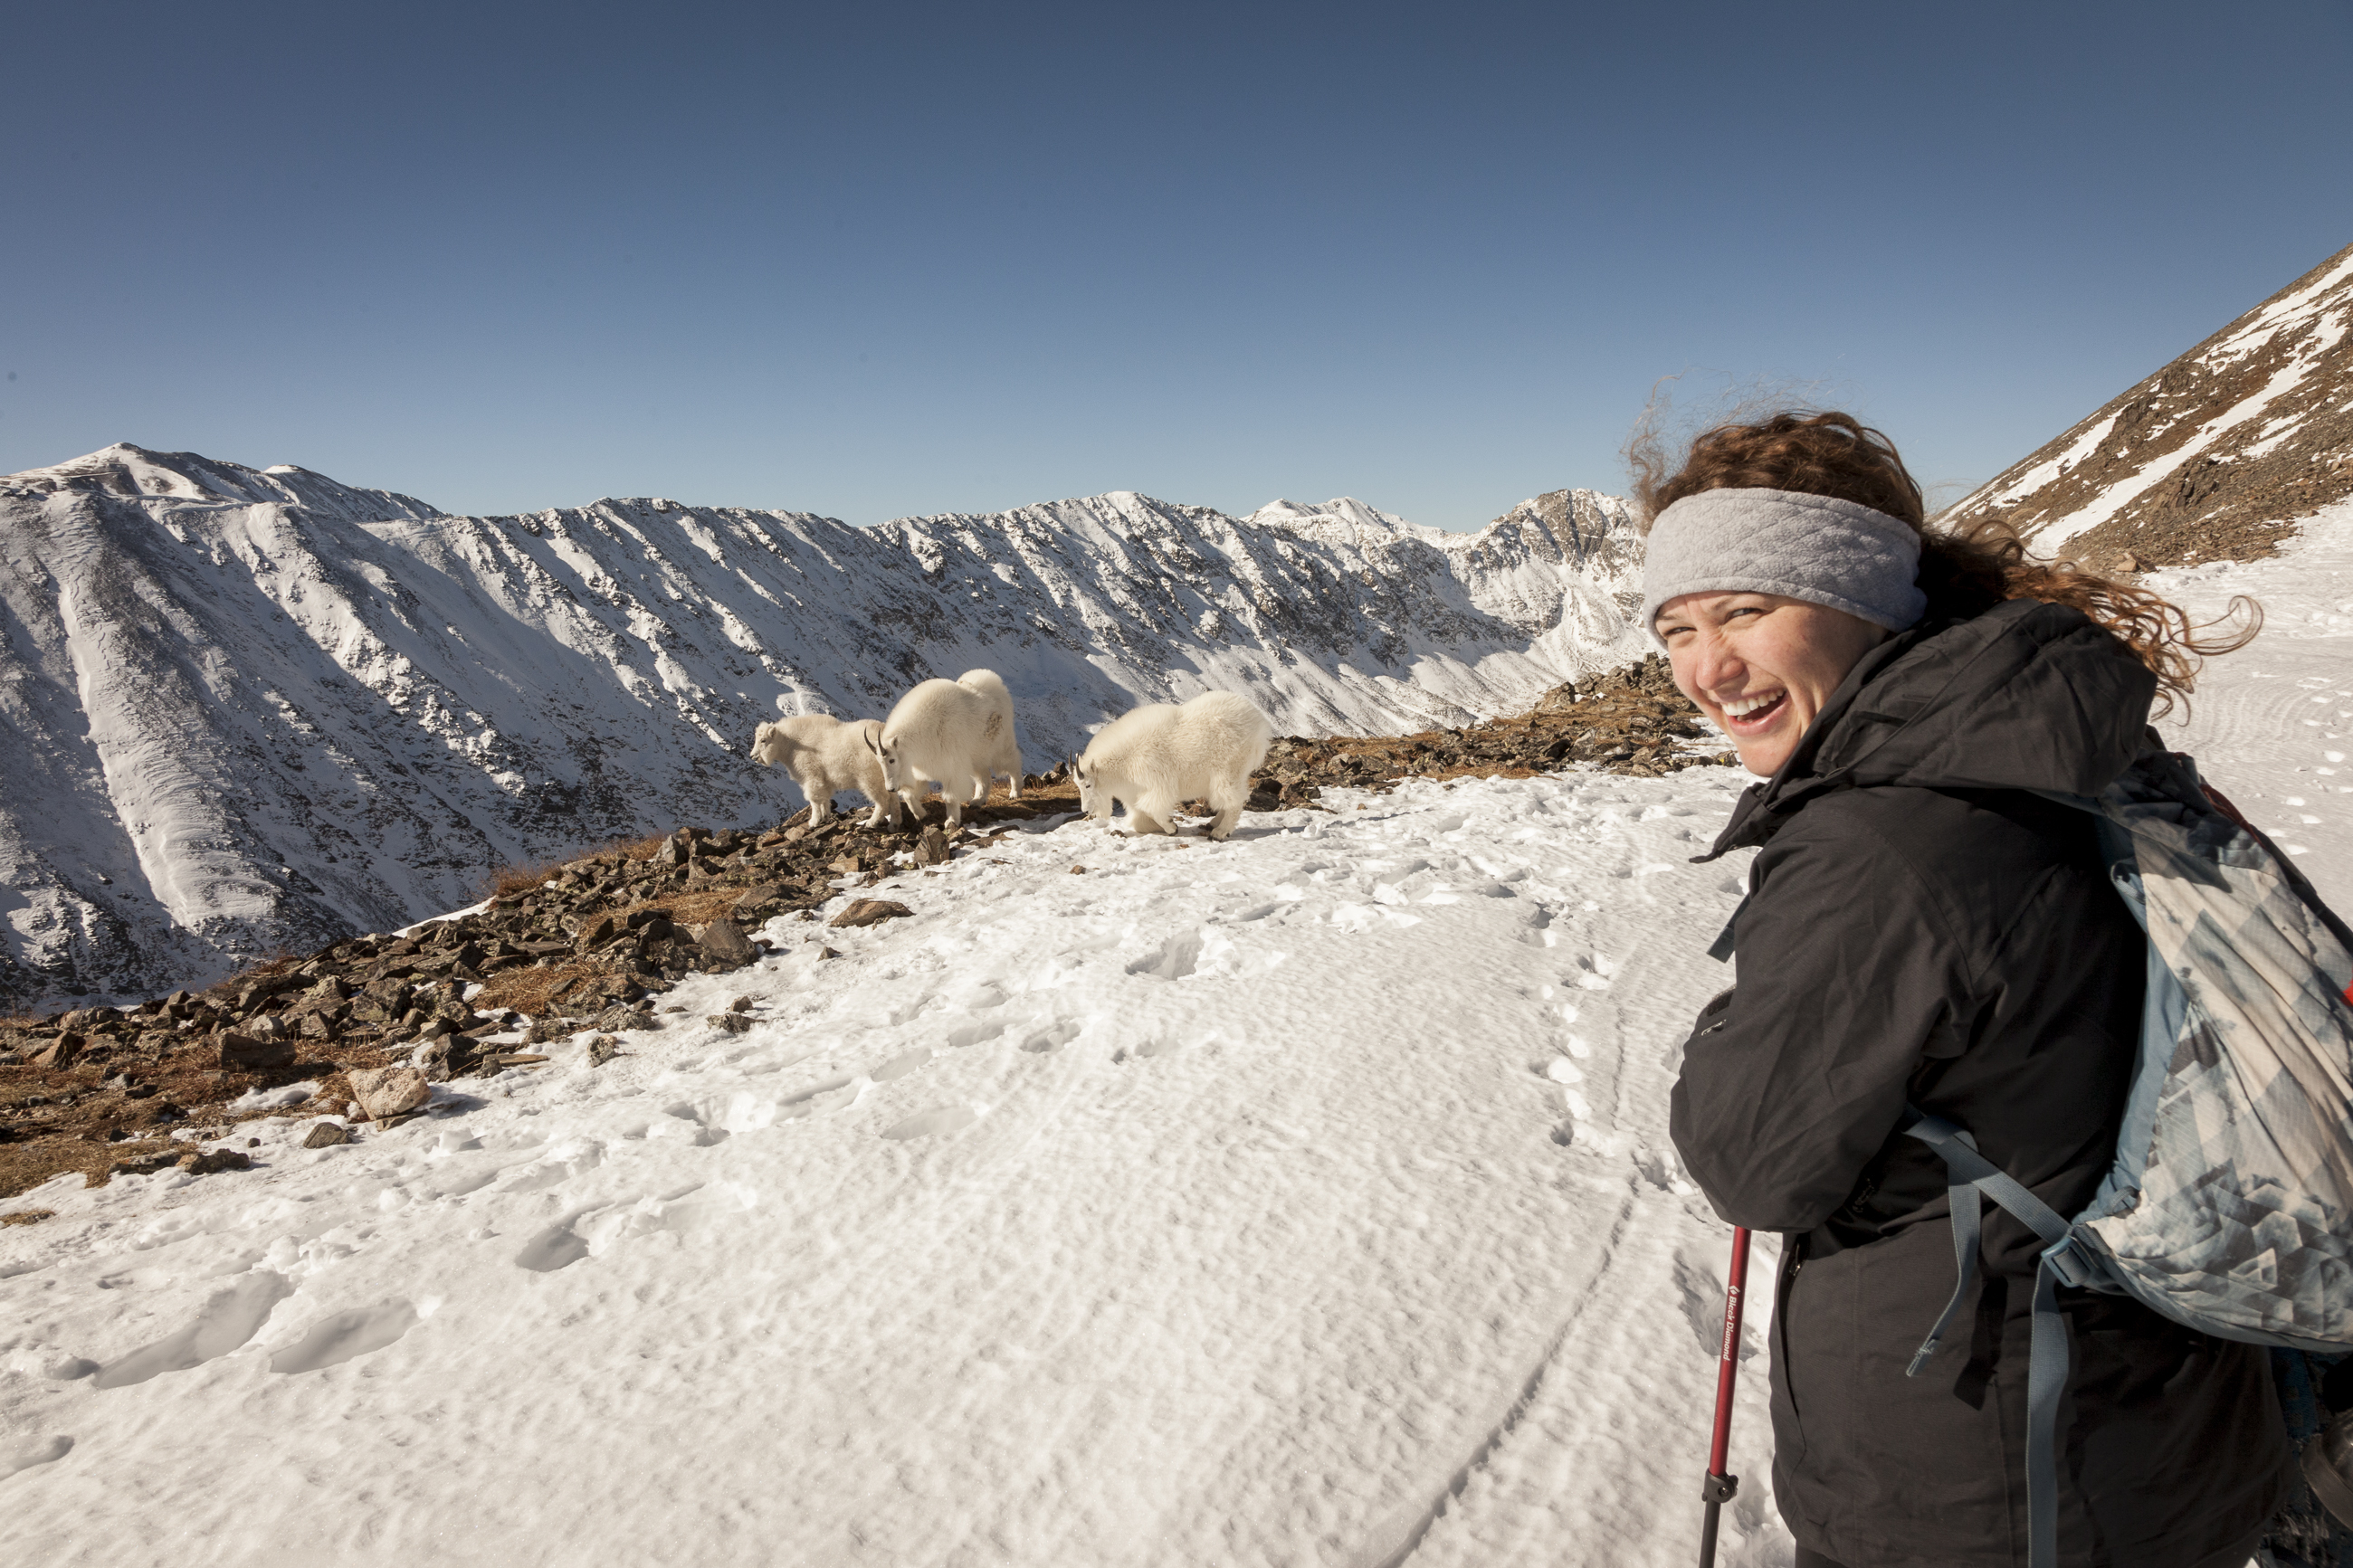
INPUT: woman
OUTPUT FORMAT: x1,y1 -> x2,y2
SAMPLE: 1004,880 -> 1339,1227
1649,413 -> 2289,1567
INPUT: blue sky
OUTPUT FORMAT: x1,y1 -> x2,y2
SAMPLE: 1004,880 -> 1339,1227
5,2 -> 2348,529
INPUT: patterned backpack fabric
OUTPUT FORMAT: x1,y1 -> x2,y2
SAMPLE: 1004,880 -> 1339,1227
1901,750 -> 2353,1568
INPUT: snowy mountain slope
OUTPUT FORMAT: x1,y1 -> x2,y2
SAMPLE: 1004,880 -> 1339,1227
1944,240 -> 2353,569
0,445 -> 1649,1006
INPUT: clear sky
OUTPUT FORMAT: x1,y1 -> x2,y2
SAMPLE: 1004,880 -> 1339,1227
5,1 -> 2348,529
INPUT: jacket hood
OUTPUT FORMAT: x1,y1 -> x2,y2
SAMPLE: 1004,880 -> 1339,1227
1704,598 -> 2158,859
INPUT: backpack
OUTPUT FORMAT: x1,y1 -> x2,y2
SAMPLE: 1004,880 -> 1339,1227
1899,751 -> 2353,1568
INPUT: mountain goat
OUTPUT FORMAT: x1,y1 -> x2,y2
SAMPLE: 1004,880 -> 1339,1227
1075,690 -> 1272,840
871,670 -> 1024,829
752,715 -> 905,829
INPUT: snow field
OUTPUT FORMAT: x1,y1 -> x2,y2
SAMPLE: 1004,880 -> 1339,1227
2154,499 -> 2353,911
0,768 -> 1786,1567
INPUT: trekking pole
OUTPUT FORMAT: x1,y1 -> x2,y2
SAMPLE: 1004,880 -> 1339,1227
1697,1225 -> 1753,1568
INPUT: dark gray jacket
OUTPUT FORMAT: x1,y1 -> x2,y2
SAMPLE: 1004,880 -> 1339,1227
1671,599 -> 2290,1568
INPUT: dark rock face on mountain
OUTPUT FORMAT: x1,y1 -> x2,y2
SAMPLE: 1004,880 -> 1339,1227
0,444 -> 1652,1005
1946,242 -> 2353,569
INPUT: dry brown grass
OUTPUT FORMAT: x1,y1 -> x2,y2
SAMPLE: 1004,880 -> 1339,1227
481,859 -> 570,899
1,1208 -> 57,1225
1,1131 -> 185,1199
472,959 -> 611,1018
198,951 -> 303,1004
0,1030 -> 380,1198
475,832 -> 675,902
624,888 -> 758,926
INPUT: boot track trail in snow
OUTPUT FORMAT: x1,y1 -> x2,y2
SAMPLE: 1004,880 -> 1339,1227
1,766 -> 1785,1567
3,500 -> 2348,1566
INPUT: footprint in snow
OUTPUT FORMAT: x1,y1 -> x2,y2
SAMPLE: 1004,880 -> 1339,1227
1672,1248 -> 1761,1363
881,1104 -> 981,1140
1111,1033 -> 1188,1063
872,1047 -> 931,1082
92,1270 -> 295,1390
514,1183 -> 743,1271
1020,1019 -> 1082,1054
942,1018 -> 1007,1049
269,1300 -> 421,1374
1,1435 -> 73,1479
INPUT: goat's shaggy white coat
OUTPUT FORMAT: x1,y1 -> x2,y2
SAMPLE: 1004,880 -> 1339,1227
751,715 -> 905,829
872,670 -> 1024,829
1075,690 -> 1272,840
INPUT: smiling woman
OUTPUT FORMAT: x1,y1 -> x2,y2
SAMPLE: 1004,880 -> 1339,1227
1638,412 -> 2291,1568
1635,412 -> 2259,775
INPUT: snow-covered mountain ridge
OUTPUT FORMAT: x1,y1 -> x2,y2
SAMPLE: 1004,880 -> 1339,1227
1945,239 -> 2353,568
0,444 -> 1649,1006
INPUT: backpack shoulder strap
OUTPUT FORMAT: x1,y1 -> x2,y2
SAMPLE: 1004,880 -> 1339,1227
1900,1108 -> 2105,1568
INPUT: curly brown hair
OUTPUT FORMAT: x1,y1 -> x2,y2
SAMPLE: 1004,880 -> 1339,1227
1625,409 -> 2259,717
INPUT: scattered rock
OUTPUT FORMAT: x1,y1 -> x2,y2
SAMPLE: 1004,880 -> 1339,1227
30,1035 -> 81,1069
177,1147 -> 252,1175
1069,865 -> 1087,875
593,1004 -> 656,1033
917,827 -> 952,865
586,1035 -> 622,1068
706,1013 -> 753,1034
732,883 -> 785,917
216,1032 -> 296,1069
346,1066 -> 430,1121
414,1037 -> 476,1079
828,898 -> 913,929
696,918 -> 757,968
302,1121 -> 352,1149
728,995 -> 755,1013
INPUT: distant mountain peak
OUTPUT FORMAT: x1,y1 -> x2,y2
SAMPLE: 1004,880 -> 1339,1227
5,442 -> 444,521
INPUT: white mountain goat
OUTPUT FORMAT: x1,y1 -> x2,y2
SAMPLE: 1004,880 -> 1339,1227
751,715 -> 905,829
1074,690 -> 1272,840
871,670 -> 1024,829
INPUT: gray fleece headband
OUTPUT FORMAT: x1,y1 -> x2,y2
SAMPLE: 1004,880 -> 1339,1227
1639,487 -> 1928,644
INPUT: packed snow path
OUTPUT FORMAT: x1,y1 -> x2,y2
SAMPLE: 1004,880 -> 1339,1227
2,768 -> 1786,1567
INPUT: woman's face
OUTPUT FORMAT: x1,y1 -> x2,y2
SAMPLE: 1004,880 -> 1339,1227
1654,592 -> 1891,777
